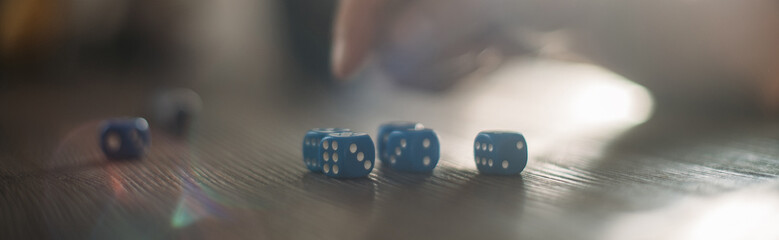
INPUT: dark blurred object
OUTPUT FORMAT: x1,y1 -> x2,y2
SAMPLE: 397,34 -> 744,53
280,0 -> 337,79
152,88 -> 202,137
78,0 -> 192,73
99,117 -> 151,160
0,0 -> 193,79
0,0 -> 64,72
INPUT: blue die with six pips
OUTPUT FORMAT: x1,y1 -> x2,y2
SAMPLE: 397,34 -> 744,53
303,128 -> 350,172
319,131 -> 375,178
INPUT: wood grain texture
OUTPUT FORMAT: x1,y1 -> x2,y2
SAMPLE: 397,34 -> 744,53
1,60 -> 778,240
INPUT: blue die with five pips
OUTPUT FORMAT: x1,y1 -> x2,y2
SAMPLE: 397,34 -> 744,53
386,128 -> 440,172
377,122 -> 423,164
474,131 -> 527,175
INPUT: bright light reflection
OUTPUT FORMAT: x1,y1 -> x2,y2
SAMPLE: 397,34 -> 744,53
171,170 -> 226,228
452,59 -> 654,167
571,84 -> 637,124
604,183 -> 779,240
107,166 -> 127,198
684,193 -> 779,240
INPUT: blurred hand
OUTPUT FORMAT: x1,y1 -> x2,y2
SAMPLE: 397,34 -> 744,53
330,0 -> 384,80
331,0 -> 529,89
331,0 -> 779,113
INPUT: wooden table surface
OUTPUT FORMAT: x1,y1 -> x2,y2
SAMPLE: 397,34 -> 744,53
1,59 -> 778,240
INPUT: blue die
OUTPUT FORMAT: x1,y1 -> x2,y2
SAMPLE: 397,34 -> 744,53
377,122 -> 424,163
474,131 -> 527,175
302,128 -> 350,172
100,118 -> 151,159
152,88 -> 202,136
386,128 -> 440,172
319,132 -> 375,178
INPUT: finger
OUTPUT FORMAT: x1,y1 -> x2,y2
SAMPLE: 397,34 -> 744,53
331,0 -> 388,80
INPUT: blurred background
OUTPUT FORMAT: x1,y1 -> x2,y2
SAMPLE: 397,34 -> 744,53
1,0 -> 778,239
3,0 -> 778,112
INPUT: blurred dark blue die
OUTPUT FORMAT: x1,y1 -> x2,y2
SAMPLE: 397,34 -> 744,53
377,122 -> 423,164
152,88 -> 202,136
474,131 -> 527,175
100,118 -> 151,159
386,128 -> 440,172
302,128 -> 350,172
319,132 -> 375,178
